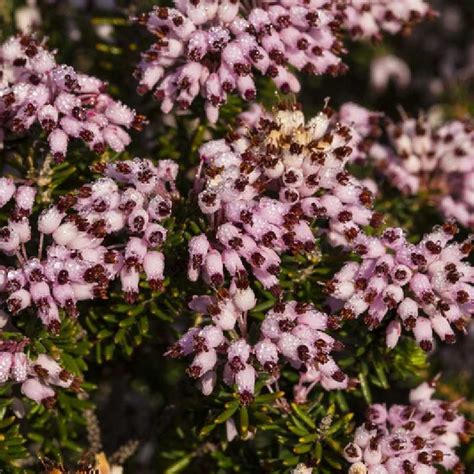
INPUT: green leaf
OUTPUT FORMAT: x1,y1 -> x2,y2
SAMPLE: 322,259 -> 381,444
293,443 -> 312,454
254,391 -> 284,404
215,403 -> 239,424
291,403 -> 316,430
165,455 -> 192,474
240,407 -> 249,438
359,371 -> 372,405
372,359 -> 389,389
199,423 -> 216,438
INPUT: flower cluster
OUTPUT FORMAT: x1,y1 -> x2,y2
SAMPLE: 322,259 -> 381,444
336,102 -> 382,164
134,0 -> 346,122
167,298 -> 347,405
189,105 -> 382,291
0,35 -> 145,161
372,114 -> 474,228
0,338 -> 80,407
134,0 -> 432,121
342,0 -> 434,41
344,382 -> 469,473
0,158 -> 177,331
326,222 -> 473,350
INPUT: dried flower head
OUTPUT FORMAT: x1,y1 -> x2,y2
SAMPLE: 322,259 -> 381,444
189,104 -> 381,290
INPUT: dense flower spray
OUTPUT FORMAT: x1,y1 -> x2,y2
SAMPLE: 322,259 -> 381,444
188,104 -> 383,292
344,382 -> 470,473
134,0 -> 432,122
168,103 -> 392,406
341,0 -> 434,40
0,35 -> 145,161
371,114 -> 474,228
134,0 -> 345,122
0,158 -> 177,331
1,0 -> 473,470
0,338 -> 80,407
335,101 -> 382,164
167,298 -> 347,404
326,222 -> 474,350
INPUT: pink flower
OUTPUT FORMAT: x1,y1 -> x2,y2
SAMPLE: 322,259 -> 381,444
134,1 -> 431,122
371,114 -> 474,228
0,159 -> 177,331
134,1 -> 348,122
189,104 -> 382,290
21,379 -> 56,405
342,0 -> 434,41
326,223 -> 473,350
167,298 -> 346,404
370,54 -> 411,92
0,35 -> 145,161
0,339 -> 76,406
344,382 -> 467,473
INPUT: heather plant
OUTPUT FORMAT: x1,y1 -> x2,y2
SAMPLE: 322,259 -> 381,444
0,1 -> 472,473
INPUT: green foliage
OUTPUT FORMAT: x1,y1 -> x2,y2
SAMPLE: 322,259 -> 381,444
276,398 -> 354,472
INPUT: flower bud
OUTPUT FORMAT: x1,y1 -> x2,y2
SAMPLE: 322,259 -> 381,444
21,378 -> 55,404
